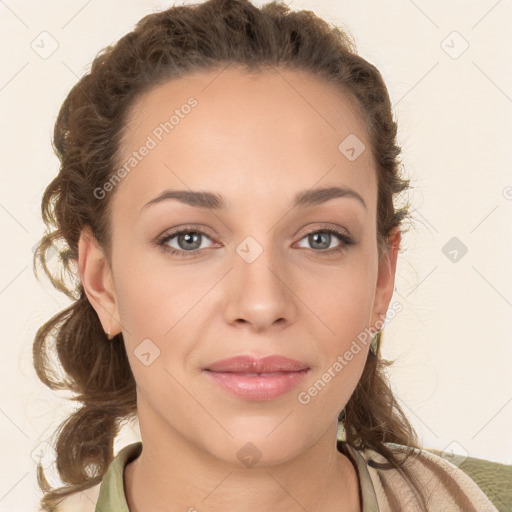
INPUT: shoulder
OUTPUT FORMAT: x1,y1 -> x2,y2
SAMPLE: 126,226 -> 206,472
360,444 -> 499,512
49,441 -> 142,512
48,483 -> 100,512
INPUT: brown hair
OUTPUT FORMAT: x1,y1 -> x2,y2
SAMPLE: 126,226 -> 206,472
33,0 -> 424,509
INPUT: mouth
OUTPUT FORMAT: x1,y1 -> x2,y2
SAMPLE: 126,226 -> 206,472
202,355 -> 310,401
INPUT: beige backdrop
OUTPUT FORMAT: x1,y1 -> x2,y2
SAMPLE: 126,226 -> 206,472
0,0 -> 511,510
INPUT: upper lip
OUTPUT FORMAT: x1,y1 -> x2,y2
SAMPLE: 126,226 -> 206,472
204,355 -> 310,373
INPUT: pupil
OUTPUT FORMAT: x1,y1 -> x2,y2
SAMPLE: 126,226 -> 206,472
180,232 -> 200,250
311,232 -> 330,250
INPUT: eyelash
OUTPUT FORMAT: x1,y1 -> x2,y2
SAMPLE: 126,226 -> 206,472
156,225 -> 355,257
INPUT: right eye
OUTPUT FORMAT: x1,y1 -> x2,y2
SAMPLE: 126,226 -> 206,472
158,228 -> 218,256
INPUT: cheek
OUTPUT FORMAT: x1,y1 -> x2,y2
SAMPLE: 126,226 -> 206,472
297,292 -> 372,419
301,252 -> 377,335
300,261 -> 376,402
112,253 -> 215,387
113,248 -> 205,337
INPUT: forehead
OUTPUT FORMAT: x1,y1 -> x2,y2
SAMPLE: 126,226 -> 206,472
113,66 -> 376,215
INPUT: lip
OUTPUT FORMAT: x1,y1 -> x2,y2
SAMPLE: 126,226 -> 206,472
204,355 -> 310,373
203,355 -> 310,401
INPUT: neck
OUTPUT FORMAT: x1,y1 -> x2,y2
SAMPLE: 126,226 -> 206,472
124,410 -> 361,512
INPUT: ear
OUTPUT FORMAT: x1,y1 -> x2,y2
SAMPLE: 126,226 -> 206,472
78,225 -> 122,337
370,226 -> 401,331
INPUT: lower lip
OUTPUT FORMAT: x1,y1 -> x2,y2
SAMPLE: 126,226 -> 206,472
203,370 -> 309,401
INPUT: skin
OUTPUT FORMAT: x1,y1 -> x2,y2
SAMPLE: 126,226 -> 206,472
78,66 -> 400,512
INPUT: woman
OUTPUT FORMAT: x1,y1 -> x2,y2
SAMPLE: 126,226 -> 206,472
33,0 -> 498,510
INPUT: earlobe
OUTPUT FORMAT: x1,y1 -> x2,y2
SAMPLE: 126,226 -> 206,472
78,226 -> 122,338
370,227 -> 401,330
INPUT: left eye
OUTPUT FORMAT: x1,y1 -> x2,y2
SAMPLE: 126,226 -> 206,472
296,229 -> 349,251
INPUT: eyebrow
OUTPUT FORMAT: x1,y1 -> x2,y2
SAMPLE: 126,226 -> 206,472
141,185 -> 367,212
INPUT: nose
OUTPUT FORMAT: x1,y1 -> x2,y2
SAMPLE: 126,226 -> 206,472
223,239 -> 297,333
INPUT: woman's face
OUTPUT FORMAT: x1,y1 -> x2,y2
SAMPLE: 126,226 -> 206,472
81,66 -> 398,465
